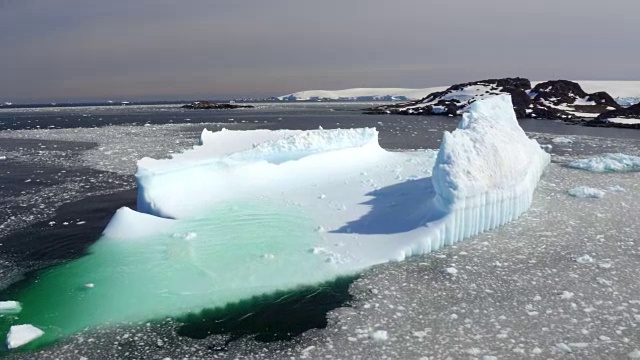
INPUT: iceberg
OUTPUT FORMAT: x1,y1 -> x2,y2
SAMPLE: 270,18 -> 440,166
0,95 -> 549,350
568,153 -> 640,172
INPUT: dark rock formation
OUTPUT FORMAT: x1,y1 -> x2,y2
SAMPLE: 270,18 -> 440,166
365,78 -> 621,121
585,102 -> 640,129
181,101 -> 254,109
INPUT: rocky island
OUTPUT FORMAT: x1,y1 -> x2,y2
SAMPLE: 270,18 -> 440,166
365,78 -> 624,122
181,101 -> 254,109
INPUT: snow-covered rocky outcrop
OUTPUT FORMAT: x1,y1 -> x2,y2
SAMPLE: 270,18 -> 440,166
367,78 -> 622,120
588,102 -> 640,128
2,95 -> 549,350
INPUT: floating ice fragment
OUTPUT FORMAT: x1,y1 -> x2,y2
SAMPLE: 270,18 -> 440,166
443,267 -> 458,275
559,291 -> 574,299
552,137 -> 573,144
6,325 -> 44,349
629,349 -> 640,359
568,186 -> 605,198
84,283 -> 95,288
0,301 -> 21,314
370,330 -> 388,341
609,185 -> 626,192
576,255 -> 595,264
568,153 -> 640,172
555,343 -> 573,353
540,144 -> 553,152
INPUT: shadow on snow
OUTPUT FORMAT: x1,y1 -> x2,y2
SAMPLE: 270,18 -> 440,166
332,176 -> 446,235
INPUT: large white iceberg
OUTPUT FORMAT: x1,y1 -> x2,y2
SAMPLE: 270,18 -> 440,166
2,95 -> 549,348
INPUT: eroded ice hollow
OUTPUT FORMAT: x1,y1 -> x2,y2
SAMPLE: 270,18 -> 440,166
1,95 -> 549,349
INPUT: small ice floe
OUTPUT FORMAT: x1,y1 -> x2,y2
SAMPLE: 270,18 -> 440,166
84,283 -> 95,288
369,330 -> 388,342
0,301 -> 21,314
552,137 -> 573,144
559,291 -> 574,300
441,267 -> 458,275
609,185 -> 626,192
568,186 -> 605,198
261,253 -> 275,260
0,156 -> 6,160
6,324 -> 44,349
628,349 -> 640,359
576,255 -> 595,264
555,343 -> 573,353
568,153 -> 640,173
540,144 -> 553,153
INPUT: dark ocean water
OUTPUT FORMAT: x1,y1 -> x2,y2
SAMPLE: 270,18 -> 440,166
0,102 -> 638,357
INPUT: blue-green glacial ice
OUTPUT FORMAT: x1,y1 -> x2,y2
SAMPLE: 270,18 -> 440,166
1,95 -> 550,351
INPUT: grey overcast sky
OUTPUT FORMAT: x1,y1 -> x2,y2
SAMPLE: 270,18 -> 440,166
1,0 -> 639,102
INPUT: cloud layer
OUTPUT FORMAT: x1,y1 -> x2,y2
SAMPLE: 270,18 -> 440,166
1,0 -> 638,102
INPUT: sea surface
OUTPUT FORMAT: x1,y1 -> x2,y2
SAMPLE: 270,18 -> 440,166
0,102 -> 639,359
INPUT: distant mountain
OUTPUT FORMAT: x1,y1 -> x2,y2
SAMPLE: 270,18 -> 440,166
364,78 -> 640,122
276,87 -> 447,101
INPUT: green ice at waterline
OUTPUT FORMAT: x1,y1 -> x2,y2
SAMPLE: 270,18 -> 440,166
0,202 -> 335,350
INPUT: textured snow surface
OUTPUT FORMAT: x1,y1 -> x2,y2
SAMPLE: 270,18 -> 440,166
6,325 -> 44,349
568,186 -> 605,198
568,153 -> 640,172
6,95 -> 549,346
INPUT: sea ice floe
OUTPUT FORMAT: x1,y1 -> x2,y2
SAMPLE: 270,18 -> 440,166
568,186 -> 605,198
568,153 -> 640,172
0,301 -> 21,314
6,324 -> 44,349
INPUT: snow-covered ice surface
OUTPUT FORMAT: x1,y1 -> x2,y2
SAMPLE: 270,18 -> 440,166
0,95 -> 550,348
